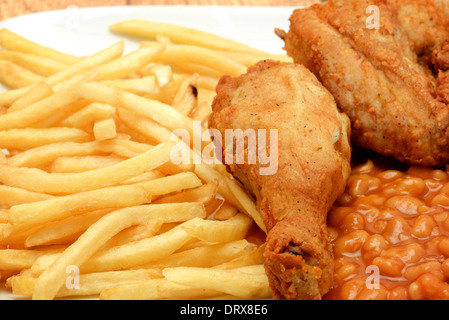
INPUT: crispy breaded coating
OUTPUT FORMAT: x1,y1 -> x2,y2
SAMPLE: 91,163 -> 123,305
209,60 -> 351,299
278,0 -> 449,167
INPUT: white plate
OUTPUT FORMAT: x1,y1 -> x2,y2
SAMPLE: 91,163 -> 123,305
0,5 -> 298,300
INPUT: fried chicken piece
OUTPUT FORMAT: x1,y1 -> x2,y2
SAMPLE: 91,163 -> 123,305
209,60 -> 351,299
277,0 -> 449,167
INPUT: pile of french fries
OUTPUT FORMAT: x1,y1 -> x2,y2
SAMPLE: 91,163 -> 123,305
0,20 -> 290,300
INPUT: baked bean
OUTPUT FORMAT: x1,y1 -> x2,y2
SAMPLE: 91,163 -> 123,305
403,261 -> 443,282
381,243 -> 425,264
441,258 -> 449,279
348,175 -> 381,197
338,277 -> 366,300
412,215 -> 436,238
376,170 -> 403,181
382,217 -> 411,244
397,177 -> 426,196
438,237 -> 449,257
372,256 -> 405,278
341,212 -> 365,233
389,286 -> 408,300
326,160 -> 449,300
334,263 -> 358,285
384,196 -> 424,216
356,284 -> 389,300
361,234 -> 388,263
430,193 -> 449,207
334,230 -> 369,257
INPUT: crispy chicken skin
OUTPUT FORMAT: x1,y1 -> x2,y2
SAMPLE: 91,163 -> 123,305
209,60 -> 351,299
277,0 -> 449,167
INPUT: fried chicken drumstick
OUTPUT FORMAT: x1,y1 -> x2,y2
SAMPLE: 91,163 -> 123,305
209,60 -> 351,299
277,0 -> 449,167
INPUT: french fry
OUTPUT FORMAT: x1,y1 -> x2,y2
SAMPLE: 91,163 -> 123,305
49,155 -> 124,173
0,60 -> 43,89
11,268 -> 161,298
32,202 -> 205,299
0,41 -> 123,108
142,239 -> 257,269
141,42 -> 247,77
172,75 -> 198,116
24,209 -> 112,248
0,29 -> 80,64
0,185 -> 53,207
0,141 -> 176,194
99,278 -> 220,300
97,45 -> 164,81
0,247 -> 64,271
0,70 -> 98,130
7,81 -> 54,113
117,108 -> 172,144
0,127 -> 91,150
109,20 -> 264,53
0,50 -> 69,77
154,179 -> 218,205
181,213 -> 253,243
101,76 -> 159,95
93,118 -> 117,141
9,172 -> 202,226
60,102 -> 115,129
162,265 -> 272,299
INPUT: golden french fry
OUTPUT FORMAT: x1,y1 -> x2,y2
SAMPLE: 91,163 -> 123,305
141,42 -> 247,77
11,268 -> 161,298
0,70 -> 98,131
0,141 -> 176,194
0,185 -> 53,207
0,41 -> 123,108
98,45 -> 164,80
181,213 -> 253,243
214,243 -> 266,270
117,108 -> 172,144
25,209 -> 111,248
78,82 -> 195,134
154,179 -> 218,205
0,29 -> 80,64
7,81 -> 54,113
99,278 -> 220,300
32,202 -> 205,299
0,127 -> 90,150
49,155 -> 124,173
109,20 -> 263,53
0,60 -> 43,89
60,102 -> 115,129
163,265 -> 272,299
142,239 -> 257,269
213,201 -> 238,221
101,76 -> 159,95
172,75 -> 198,116
0,247 -> 64,271
93,118 -> 117,141
0,50 -> 69,77
9,172 -> 202,226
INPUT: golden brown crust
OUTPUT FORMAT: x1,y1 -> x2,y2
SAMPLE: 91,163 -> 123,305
280,0 -> 449,167
209,60 -> 351,299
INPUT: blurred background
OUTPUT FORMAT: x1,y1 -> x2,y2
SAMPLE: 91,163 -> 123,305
0,0 -> 325,21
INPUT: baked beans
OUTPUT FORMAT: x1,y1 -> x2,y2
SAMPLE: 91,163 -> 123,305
325,159 -> 449,300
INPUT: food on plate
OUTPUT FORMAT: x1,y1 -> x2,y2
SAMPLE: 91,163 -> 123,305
327,157 -> 449,300
209,60 -> 352,299
0,20 -> 290,300
277,0 -> 449,167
